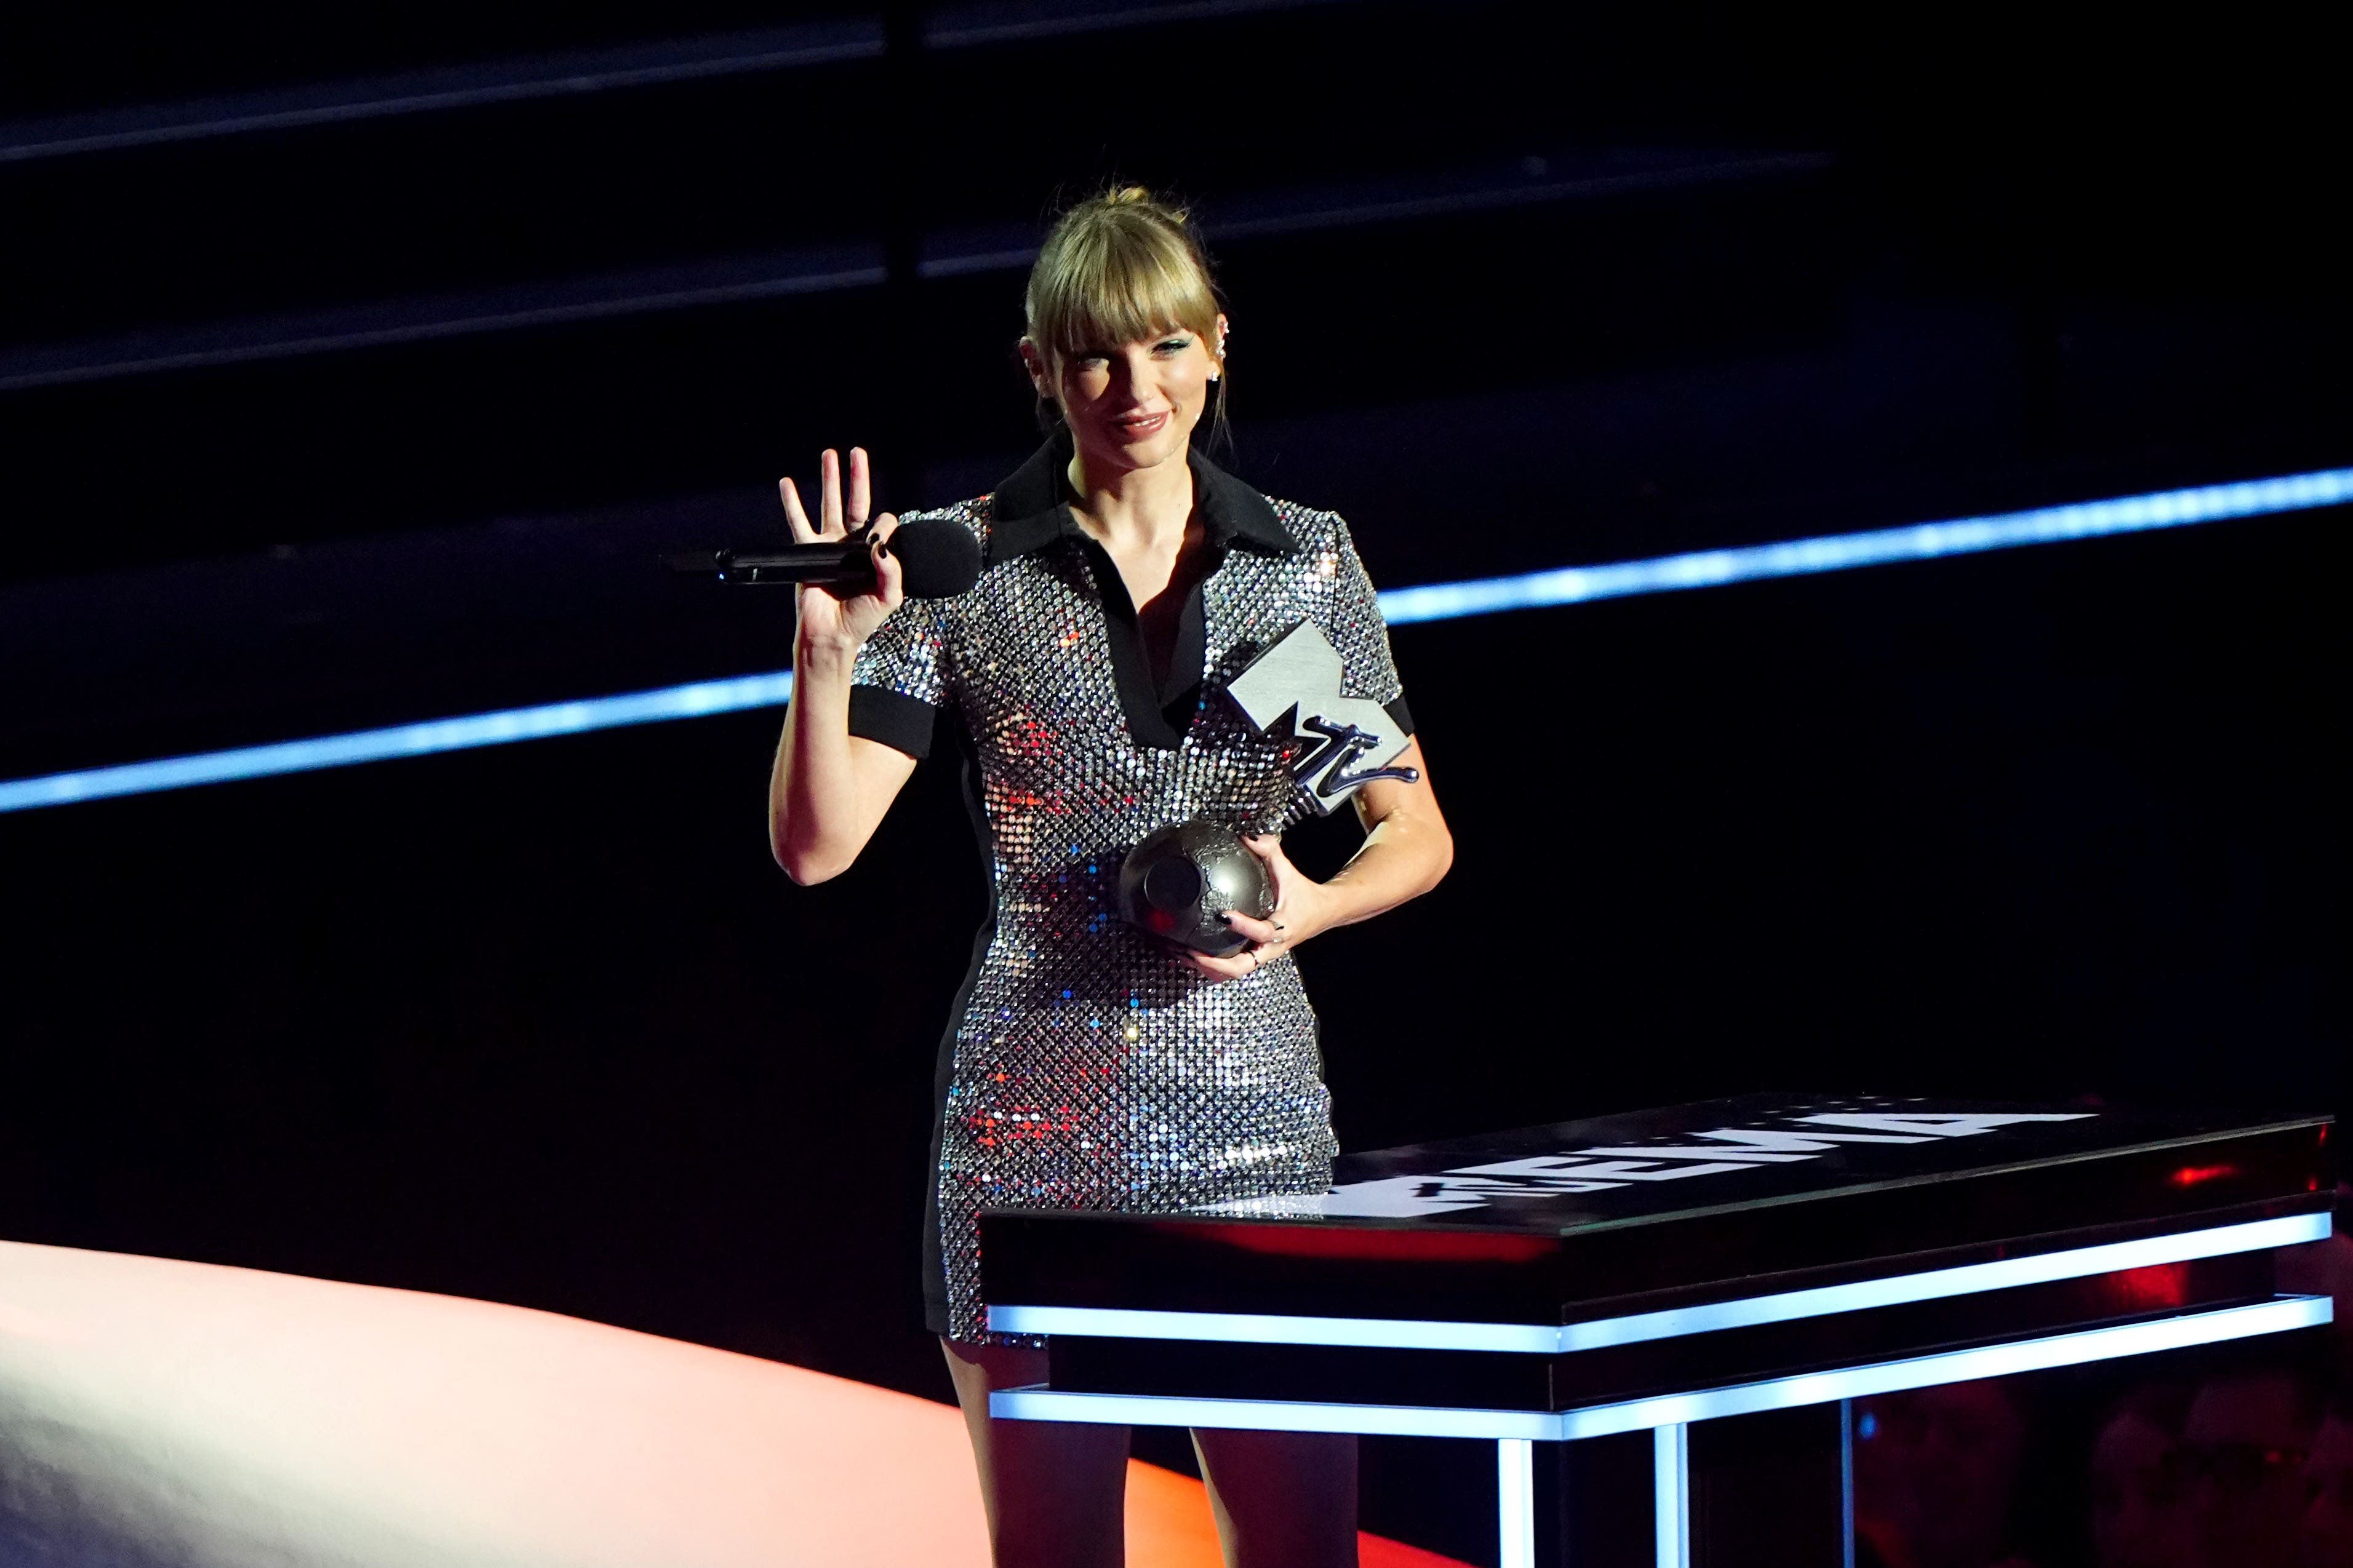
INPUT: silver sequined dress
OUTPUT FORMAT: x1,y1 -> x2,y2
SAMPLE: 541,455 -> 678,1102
845,437 -> 1411,1343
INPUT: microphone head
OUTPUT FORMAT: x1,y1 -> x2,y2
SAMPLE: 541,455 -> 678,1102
890,518 -> 984,599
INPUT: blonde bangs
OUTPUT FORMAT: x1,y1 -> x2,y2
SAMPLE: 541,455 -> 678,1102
1025,194 -> 1220,360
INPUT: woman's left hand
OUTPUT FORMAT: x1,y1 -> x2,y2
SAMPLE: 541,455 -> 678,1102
1185,834 -> 1330,982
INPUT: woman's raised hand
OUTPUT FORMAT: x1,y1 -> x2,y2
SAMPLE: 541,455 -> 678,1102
781,447 -> 901,656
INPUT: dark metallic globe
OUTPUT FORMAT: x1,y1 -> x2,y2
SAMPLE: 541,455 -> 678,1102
1117,819 -> 1276,957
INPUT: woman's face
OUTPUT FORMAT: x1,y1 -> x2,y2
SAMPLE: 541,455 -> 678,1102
1028,315 -> 1225,480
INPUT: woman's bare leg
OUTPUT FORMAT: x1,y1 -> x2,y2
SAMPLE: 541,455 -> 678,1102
943,1337 -> 1131,1568
1192,1427 -> 1359,1568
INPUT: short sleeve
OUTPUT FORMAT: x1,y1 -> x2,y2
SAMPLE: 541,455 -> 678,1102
1314,512 -> 1414,736
847,592 -> 953,760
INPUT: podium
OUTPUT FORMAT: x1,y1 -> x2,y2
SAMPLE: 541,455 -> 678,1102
981,1096 -> 2334,1566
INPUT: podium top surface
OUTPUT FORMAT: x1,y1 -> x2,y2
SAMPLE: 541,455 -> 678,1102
1254,1094 -> 2328,1235
980,1096 -> 2333,1322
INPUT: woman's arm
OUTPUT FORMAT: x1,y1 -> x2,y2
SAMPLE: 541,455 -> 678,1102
767,447 -> 922,885
1191,737 -> 1452,979
1325,738 -> 1453,923
769,649 -> 917,885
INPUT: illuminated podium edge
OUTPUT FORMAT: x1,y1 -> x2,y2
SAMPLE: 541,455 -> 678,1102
989,1211 -> 2328,1352
980,1102 -> 2336,1567
989,1276 -> 2331,1568
991,1296 -> 2331,1568
987,1293 -> 2332,1439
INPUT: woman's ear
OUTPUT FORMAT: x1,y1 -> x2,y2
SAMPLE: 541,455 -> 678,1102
1212,312 -> 1230,379
1018,338 -> 1052,398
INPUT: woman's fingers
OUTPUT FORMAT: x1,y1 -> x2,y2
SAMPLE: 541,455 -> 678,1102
869,516 -> 905,607
847,447 -> 873,528
1186,947 -> 1255,980
780,476 -> 815,541
1176,906 -> 1293,983
1223,910 -> 1281,947
1240,832 -> 1284,863
1239,833 -> 1296,912
783,447 -> 879,541
820,448 -> 844,537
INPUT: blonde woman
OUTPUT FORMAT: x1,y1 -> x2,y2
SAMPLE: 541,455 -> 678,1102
770,188 -> 1453,1567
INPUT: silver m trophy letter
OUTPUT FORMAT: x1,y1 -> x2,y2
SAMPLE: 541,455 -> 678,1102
1226,621 -> 1419,814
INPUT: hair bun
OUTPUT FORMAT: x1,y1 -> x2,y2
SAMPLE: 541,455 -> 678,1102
1104,185 -> 1188,223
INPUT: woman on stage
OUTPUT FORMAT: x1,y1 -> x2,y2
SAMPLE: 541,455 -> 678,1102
769,187 -> 1453,1567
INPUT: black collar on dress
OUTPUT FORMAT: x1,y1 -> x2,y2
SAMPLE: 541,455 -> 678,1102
986,429 -> 1298,567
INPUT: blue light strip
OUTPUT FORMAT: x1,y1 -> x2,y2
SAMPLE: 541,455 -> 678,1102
4,465 -> 2346,816
0,22 -> 883,164
0,672 -> 796,814
986,1212 -> 2327,1351
1375,466 -> 2353,625
988,1295 -> 2330,1439
1840,1401 -> 1858,1568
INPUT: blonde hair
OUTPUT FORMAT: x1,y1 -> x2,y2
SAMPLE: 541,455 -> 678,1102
1024,186 -> 1227,433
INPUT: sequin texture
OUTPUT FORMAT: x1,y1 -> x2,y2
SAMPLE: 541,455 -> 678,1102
852,489 -> 1406,1343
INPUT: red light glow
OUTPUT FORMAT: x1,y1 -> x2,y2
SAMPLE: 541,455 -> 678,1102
1202,1222 -> 1554,1265
2105,1264 -> 2189,1310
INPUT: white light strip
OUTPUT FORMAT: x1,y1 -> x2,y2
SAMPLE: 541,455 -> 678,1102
0,672 -> 796,814
6,464 -> 2347,815
1375,466 -> 2353,625
986,1303 -> 1556,1351
988,1294 -> 2330,1438
1499,1439 -> 1535,1568
993,1383 -> 1565,1440
986,1212 -> 2328,1351
1551,1295 -> 2331,1439
1656,1425 -> 1691,1568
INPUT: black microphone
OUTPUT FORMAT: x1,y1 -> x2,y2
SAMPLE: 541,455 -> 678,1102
665,519 -> 983,600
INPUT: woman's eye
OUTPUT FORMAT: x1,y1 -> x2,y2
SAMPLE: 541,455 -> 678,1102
1156,339 -> 1191,354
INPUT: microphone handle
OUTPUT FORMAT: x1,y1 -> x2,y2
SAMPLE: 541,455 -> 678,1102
666,532 -> 879,587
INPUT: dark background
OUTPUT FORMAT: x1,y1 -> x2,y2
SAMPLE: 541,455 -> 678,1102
2,4 -> 2346,1562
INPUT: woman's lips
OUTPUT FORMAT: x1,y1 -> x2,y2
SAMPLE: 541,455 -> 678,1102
1109,410 -> 1170,440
